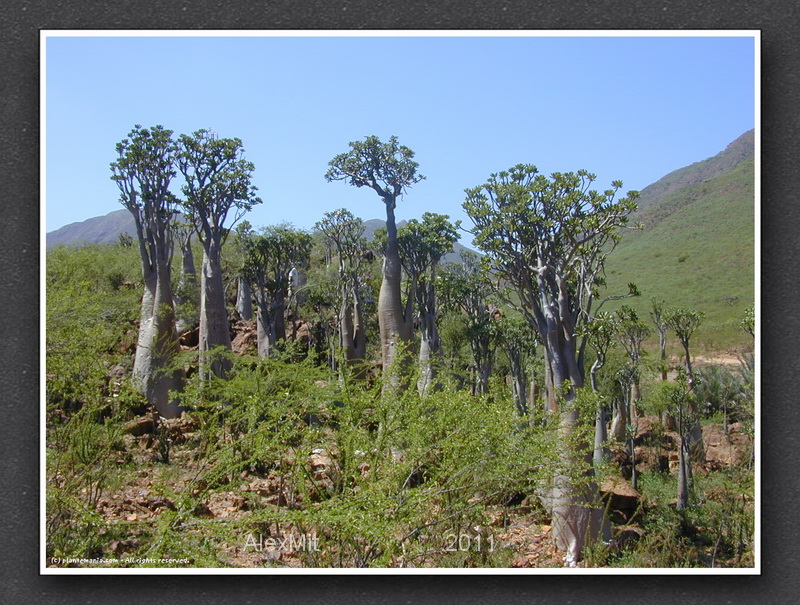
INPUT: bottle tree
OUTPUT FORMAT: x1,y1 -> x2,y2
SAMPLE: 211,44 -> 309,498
232,221 -> 255,322
579,312 -> 616,467
176,129 -> 261,379
244,224 -> 313,359
664,306 -> 706,461
396,212 -> 460,395
463,164 -> 638,563
650,298 -> 669,382
495,313 -> 539,416
613,305 -> 650,438
172,219 -> 199,334
325,135 -> 424,389
110,125 -> 184,418
439,251 -> 499,397
316,209 -> 369,374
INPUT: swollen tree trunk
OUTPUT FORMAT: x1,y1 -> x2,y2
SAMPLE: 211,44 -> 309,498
252,281 -> 286,360
528,377 -> 539,415
173,229 -> 198,335
472,343 -> 494,396
236,276 -> 253,321
129,217 -> 184,419
630,380 -> 642,417
593,407 -> 609,468
133,257 -> 183,418
417,280 -> 441,396
340,283 -> 367,377
539,291 -> 610,564
610,392 -> 628,442
550,405 -> 611,565
199,240 -> 232,379
590,360 -> 609,467
256,305 -> 270,359
378,200 -> 412,388
133,264 -> 157,385
181,236 -> 197,284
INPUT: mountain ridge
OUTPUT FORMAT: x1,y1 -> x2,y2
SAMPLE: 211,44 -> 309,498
47,212 -> 474,263
634,129 -> 754,212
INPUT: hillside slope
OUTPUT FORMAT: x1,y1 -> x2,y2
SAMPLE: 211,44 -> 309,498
635,129 -> 754,213
604,155 -> 755,351
46,209 -> 137,248
47,213 -> 474,263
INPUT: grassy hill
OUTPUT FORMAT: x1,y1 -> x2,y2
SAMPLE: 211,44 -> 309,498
604,156 -> 755,353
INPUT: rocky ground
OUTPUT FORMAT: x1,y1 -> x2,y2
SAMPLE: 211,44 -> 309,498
47,403 -> 753,569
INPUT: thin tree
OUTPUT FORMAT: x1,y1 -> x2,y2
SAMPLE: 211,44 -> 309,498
615,305 -> 650,417
397,213 -> 460,394
172,219 -> 199,334
325,135 -> 424,389
740,303 -> 755,339
496,313 -> 539,416
439,251 -> 500,396
110,124 -> 184,418
665,306 -> 706,461
316,209 -> 369,374
650,298 -> 669,381
580,313 -> 616,467
177,129 -> 261,379
228,221 -> 254,322
464,164 -> 638,563
244,225 -> 313,359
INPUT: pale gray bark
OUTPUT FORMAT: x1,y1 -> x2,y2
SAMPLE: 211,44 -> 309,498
236,276 -> 253,321
199,243 -> 232,379
113,126 -> 184,418
378,201 -> 413,388
610,398 -> 628,442
132,256 -> 183,418
417,280 -> 441,396
256,306 -> 270,359
682,342 -> 706,462
550,411 -> 611,564
252,283 -> 285,359
590,360 -> 609,467
340,283 -> 367,376
536,274 -> 610,563
175,228 -> 198,333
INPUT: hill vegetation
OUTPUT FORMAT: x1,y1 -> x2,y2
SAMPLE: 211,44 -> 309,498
605,142 -> 755,352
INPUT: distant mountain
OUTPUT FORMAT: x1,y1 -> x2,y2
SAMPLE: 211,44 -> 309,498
47,212 -> 474,263
362,218 -> 475,264
604,129 -> 755,350
46,209 -> 137,248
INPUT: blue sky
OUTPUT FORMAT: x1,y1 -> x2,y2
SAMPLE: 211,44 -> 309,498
44,32 -> 756,242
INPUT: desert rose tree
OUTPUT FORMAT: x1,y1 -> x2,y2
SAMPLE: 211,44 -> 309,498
396,213 -> 460,395
439,251 -> 499,397
316,209 -> 369,373
243,225 -> 313,359
664,306 -> 706,461
110,125 -> 184,418
464,164 -> 638,563
176,129 -> 261,379
325,135 -> 424,389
